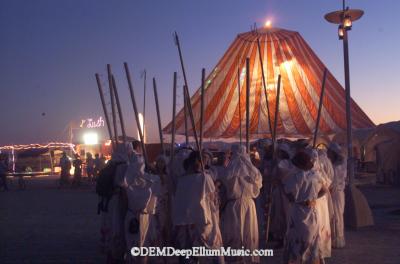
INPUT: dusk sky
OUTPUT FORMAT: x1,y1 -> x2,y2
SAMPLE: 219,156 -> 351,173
1,0 -> 399,145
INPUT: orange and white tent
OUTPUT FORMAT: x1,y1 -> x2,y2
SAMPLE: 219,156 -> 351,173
163,27 -> 374,139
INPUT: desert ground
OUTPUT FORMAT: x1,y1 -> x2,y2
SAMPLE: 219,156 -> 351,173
0,175 -> 399,263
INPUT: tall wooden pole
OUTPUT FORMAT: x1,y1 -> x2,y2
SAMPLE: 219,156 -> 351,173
183,83 -> 203,163
199,68 -> 205,151
143,70 -> 147,131
111,75 -> 127,145
313,68 -> 328,148
170,72 -> 177,163
95,73 -> 115,150
237,66 -> 242,145
257,38 -> 273,138
174,31 -> 204,170
153,77 -> 165,156
245,58 -> 250,153
124,62 -> 149,166
271,75 -> 281,151
183,85 -> 189,145
107,64 -> 118,144
265,74 -> 281,245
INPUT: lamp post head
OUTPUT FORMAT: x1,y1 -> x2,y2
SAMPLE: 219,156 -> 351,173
324,9 -> 364,25
325,8 -> 363,39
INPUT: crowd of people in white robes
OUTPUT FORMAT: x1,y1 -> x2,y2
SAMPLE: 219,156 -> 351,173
98,138 -> 348,264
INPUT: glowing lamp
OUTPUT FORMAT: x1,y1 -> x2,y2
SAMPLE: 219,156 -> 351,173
343,15 -> 352,30
83,132 -> 98,145
338,25 -> 344,40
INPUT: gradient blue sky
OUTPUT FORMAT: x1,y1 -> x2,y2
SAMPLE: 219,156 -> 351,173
1,0 -> 399,145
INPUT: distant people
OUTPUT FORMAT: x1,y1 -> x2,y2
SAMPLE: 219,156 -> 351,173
72,154 -> 83,187
59,152 -> 71,188
94,153 -> 102,181
86,153 -> 95,182
0,156 -> 9,191
220,144 -> 262,263
328,143 -> 347,248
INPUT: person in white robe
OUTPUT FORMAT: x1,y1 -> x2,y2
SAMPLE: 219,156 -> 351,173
220,145 -> 262,264
267,143 -> 293,247
172,151 -> 224,264
311,148 -> 334,259
169,146 -> 193,193
100,143 -> 129,263
151,155 -> 171,248
280,150 -> 327,264
328,143 -> 347,248
122,143 -> 154,264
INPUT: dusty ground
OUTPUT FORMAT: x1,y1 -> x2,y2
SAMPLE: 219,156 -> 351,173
0,175 -> 399,264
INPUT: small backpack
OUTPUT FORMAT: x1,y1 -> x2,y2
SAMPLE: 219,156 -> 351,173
96,160 -> 125,214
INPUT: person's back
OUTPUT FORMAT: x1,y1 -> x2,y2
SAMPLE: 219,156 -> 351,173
280,151 -> 325,264
221,145 -> 262,264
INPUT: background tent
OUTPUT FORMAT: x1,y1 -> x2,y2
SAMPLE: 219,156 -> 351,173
375,139 -> 400,185
363,121 -> 400,162
163,27 -> 374,139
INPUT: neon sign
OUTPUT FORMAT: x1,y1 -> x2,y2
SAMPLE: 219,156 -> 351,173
80,116 -> 105,129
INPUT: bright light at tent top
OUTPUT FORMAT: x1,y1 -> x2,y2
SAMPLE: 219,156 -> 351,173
264,20 -> 272,28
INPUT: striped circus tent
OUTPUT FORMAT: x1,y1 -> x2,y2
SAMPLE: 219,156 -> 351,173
163,27 -> 374,139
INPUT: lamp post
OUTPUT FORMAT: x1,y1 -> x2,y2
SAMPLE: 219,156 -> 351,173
324,1 -> 374,228
324,3 -> 363,186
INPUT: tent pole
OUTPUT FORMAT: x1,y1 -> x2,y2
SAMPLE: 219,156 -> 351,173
95,73 -> 115,151
153,77 -> 165,156
111,75 -> 127,145
313,68 -> 328,148
245,58 -> 250,153
199,68 -> 205,151
257,38 -> 273,138
107,64 -> 118,145
124,62 -> 149,166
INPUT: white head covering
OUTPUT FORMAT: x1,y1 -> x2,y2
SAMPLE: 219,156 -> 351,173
223,144 -> 262,199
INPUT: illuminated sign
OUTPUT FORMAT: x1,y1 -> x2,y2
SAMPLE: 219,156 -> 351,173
80,117 -> 105,129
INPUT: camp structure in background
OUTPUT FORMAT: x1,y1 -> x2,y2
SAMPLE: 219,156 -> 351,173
0,142 -> 75,176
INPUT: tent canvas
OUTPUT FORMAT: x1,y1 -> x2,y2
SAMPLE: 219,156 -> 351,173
163,27 -> 374,140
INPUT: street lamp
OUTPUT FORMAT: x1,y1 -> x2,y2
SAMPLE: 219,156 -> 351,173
324,4 -> 363,186
324,1 -> 374,228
